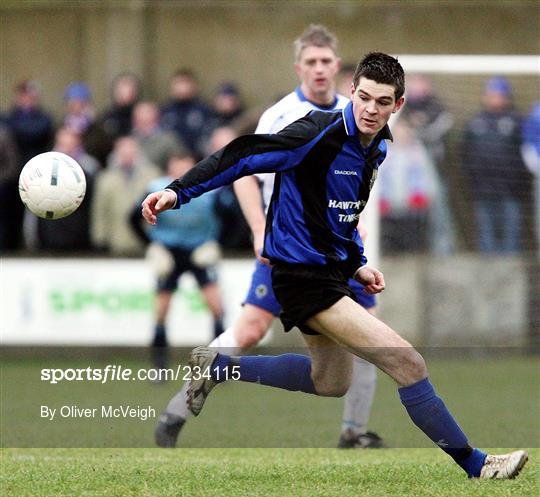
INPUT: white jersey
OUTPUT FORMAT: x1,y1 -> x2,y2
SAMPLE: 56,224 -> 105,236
255,86 -> 349,211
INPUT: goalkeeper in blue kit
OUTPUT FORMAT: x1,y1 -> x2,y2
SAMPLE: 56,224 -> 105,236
142,52 -> 528,479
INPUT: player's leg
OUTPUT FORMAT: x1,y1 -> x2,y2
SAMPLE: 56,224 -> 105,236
306,296 -> 527,478
154,290 -> 173,347
186,330 -> 353,416
339,352 -> 384,448
233,260 -> 281,348
339,276 -> 384,448
151,253 -> 182,370
302,333 -> 353,397
151,291 -> 173,371
155,260 -> 278,447
200,282 -> 225,337
193,264 -> 225,338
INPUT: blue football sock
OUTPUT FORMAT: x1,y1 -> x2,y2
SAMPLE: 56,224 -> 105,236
211,353 -> 317,394
399,378 -> 486,477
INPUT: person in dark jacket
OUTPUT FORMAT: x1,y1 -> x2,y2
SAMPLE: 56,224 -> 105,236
5,80 -> 54,249
160,69 -> 211,159
462,77 -> 532,253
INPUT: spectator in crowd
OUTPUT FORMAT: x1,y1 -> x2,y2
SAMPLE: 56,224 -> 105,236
6,80 -> 54,249
62,82 -> 95,136
200,82 -> 246,149
91,136 -> 159,255
161,68 -> 211,158
35,127 -> 100,252
399,74 -> 456,254
130,152 -> 225,369
0,122 -> 19,250
462,77 -> 531,254
206,126 -> 251,251
401,75 -> 454,164
85,73 -> 142,167
7,80 -> 54,166
131,101 -> 185,172
522,101 -> 540,252
102,72 -> 141,138
378,119 -> 441,254
208,82 -> 245,128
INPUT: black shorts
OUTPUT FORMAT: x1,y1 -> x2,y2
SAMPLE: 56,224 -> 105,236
158,246 -> 217,292
271,262 -> 355,335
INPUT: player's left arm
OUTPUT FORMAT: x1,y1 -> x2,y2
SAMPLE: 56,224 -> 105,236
353,266 -> 385,294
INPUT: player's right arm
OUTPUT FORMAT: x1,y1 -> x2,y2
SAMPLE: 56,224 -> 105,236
142,112 -> 329,224
141,190 -> 176,225
233,176 -> 269,264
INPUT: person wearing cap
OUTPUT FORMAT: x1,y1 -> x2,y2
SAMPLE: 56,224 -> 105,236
211,82 -> 245,126
63,82 -> 95,136
461,76 -> 532,253
199,82 -> 246,147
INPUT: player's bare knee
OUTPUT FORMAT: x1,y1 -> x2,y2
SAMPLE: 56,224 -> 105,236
311,372 -> 351,398
314,381 -> 349,398
402,349 -> 428,382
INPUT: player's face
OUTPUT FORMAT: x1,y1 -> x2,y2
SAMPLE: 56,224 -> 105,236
295,46 -> 340,104
351,77 -> 404,144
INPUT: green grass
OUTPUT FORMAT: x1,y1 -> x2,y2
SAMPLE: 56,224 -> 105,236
1,353 -> 538,495
1,448 -> 538,497
1,353 -> 538,448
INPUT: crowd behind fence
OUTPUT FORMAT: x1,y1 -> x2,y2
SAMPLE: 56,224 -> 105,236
0,68 -> 538,258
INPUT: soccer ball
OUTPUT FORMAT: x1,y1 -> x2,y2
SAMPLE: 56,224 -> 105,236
18,152 -> 86,220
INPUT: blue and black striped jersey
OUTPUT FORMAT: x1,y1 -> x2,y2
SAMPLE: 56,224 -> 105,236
166,101 -> 392,273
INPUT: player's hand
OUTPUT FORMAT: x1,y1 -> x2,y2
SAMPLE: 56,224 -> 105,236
354,266 -> 385,294
253,229 -> 271,266
141,190 -> 177,225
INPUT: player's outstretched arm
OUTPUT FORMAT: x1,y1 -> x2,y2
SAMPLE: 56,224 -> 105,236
233,176 -> 270,264
353,266 -> 385,294
141,189 -> 177,225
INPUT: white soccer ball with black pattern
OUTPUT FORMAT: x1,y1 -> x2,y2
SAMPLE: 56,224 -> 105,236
19,152 -> 86,220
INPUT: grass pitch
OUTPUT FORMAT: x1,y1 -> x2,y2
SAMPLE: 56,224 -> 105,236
1,352 -> 538,495
1,448 -> 538,497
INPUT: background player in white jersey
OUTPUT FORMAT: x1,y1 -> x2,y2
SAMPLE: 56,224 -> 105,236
155,24 -> 384,449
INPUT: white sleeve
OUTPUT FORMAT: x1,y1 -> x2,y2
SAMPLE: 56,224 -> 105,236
255,107 -> 280,135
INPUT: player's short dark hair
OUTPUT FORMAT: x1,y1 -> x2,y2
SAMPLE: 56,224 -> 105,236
293,24 -> 338,62
352,52 -> 405,99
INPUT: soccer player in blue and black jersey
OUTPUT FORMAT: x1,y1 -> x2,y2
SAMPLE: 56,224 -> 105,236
142,52 -> 528,479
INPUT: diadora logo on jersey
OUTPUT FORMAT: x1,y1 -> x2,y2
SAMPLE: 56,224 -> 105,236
328,199 -> 364,209
334,170 -> 358,176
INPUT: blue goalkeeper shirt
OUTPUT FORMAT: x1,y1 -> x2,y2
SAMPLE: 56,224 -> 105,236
166,102 -> 392,274
147,176 -> 219,250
